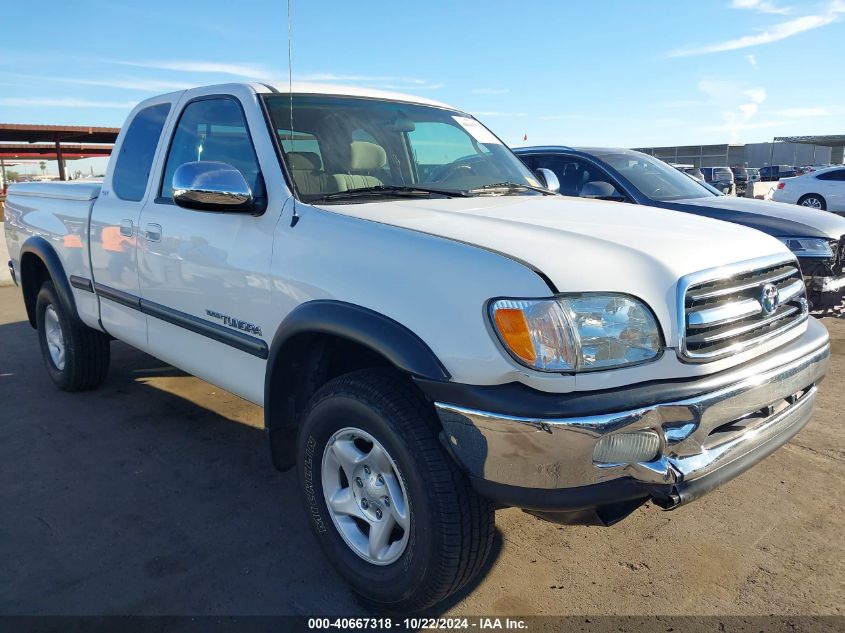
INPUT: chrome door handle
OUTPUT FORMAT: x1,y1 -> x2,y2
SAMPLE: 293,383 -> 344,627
119,219 -> 134,237
144,223 -> 162,242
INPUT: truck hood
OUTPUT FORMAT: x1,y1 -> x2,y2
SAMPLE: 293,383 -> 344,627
671,195 -> 845,240
317,195 -> 793,345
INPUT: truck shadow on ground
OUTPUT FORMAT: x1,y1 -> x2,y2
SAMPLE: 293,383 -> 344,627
0,320 -> 502,616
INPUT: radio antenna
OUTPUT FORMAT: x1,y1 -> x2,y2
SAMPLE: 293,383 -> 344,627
287,0 -> 299,226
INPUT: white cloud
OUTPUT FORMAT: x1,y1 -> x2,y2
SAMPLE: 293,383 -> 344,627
101,64 -> 442,91
696,80 -> 768,142
0,97 -> 136,109
293,73 -> 428,85
281,73 -> 443,91
731,0 -> 791,14
745,87 -> 767,103
739,103 -> 759,117
471,88 -> 510,95
110,59 -> 273,79
668,2 -> 844,57
69,77 -> 193,92
0,72 -> 192,93
746,53 -> 758,66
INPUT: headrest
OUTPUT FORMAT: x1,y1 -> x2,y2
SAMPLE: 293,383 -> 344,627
581,181 -> 618,198
350,141 -> 387,171
288,151 -> 322,171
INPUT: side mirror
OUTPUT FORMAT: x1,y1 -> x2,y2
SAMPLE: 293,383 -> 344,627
534,168 -> 560,193
580,181 -> 624,201
172,161 -> 254,212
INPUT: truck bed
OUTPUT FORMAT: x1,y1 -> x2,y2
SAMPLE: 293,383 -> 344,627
4,181 -> 103,328
8,181 -> 102,201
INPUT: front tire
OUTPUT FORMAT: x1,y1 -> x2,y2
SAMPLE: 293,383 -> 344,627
296,368 -> 494,611
798,194 -> 827,210
35,281 -> 110,391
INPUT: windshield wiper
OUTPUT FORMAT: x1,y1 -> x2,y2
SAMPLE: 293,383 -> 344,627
468,181 -> 555,195
309,185 -> 471,203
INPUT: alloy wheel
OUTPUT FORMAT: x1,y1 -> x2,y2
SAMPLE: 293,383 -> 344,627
321,427 -> 411,565
44,304 -> 66,371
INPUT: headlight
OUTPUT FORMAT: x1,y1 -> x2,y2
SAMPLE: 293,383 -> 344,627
489,294 -> 662,372
777,236 -> 834,258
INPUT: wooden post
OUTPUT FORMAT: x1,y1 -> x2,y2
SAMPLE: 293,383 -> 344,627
54,137 -> 66,181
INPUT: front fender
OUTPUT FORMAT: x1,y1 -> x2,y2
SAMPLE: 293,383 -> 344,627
262,300 -> 451,471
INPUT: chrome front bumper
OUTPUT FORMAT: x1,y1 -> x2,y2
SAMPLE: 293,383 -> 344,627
435,318 -> 830,511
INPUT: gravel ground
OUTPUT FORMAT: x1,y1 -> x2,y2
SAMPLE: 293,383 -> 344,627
0,285 -> 842,619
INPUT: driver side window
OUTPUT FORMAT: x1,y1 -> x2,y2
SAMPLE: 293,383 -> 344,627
160,97 -> 263,201
529,156 -> 610,197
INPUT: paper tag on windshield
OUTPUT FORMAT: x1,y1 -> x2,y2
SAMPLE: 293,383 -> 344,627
453,116 -> 502,145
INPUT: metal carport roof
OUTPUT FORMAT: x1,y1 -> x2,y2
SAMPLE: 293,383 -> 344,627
773,135 -> 845,147
0,123 -> 118,181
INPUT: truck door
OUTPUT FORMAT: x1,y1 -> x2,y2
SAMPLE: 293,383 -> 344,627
137,94 -> 279,404
89,101 -> 172,349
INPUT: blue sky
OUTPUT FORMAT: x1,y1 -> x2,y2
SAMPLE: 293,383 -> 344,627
1,0 -> 843,176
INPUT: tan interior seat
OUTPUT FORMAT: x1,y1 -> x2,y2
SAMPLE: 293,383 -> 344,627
288,151 -> 335,195
332,141 -> 387,191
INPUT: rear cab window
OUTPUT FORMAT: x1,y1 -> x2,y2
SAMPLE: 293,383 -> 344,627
112,103 -> 171,201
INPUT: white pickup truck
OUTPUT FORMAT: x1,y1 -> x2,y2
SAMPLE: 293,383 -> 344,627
4,82 -> 831,610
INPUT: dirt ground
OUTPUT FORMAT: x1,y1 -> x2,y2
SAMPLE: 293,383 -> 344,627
0,285 -> 843,617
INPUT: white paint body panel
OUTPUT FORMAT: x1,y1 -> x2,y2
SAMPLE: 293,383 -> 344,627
3,184 -> 101,329
0,82 -> 808,407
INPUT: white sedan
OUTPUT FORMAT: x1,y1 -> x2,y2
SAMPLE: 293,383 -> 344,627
773,165 -> 845,215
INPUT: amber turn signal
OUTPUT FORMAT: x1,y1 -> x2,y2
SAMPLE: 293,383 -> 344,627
493,308 -> 536,364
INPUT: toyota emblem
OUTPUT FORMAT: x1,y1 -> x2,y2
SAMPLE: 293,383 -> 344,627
760,283 -> 780,315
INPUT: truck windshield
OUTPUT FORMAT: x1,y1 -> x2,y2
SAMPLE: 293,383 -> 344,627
263,95 -> 540,202
592,150 -> 716,202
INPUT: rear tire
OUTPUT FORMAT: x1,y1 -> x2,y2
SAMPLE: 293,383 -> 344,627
35,281 -> 110,391
296,368 -> 494,611
798,194 -> 826,210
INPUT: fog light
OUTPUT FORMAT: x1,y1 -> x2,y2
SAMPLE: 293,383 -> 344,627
593,430 -> 661,465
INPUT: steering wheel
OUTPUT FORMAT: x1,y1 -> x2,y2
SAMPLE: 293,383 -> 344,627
429,160 -> 478,184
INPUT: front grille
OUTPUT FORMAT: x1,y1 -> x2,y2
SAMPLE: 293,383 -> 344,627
681,258 -> 808,361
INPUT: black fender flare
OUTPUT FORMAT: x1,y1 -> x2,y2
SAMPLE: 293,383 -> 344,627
264,299 -> 450,407
263,301 -> 450,461
19,236 -> 79,328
